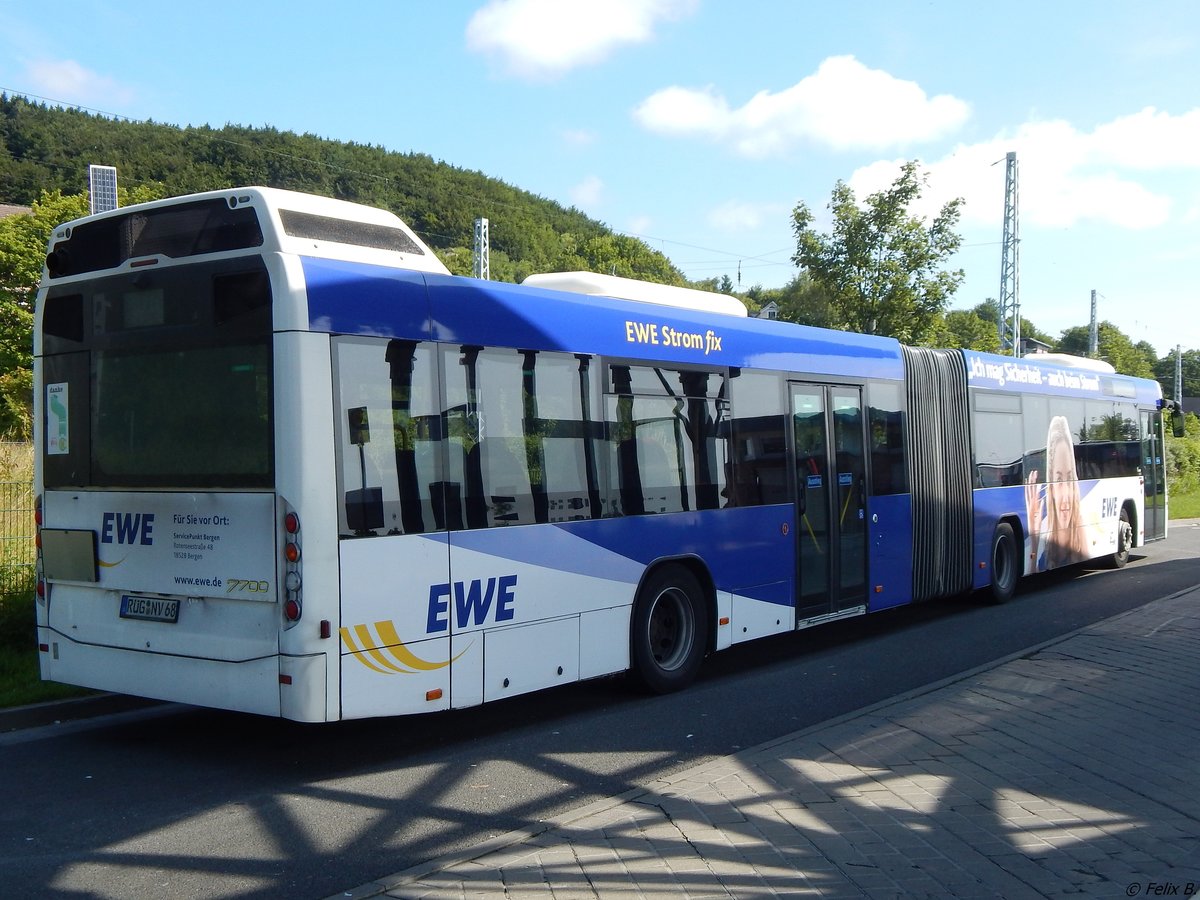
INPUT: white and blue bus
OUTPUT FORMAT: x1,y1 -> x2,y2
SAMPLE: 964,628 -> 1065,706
32,187 -> 1173,722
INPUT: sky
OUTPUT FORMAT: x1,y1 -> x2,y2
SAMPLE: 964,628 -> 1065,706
1,0 -> 1198,357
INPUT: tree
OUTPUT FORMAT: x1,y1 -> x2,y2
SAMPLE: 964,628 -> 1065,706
1134,340 -> 1159,379
1153,348 -> 1200,399
0,185 -> 162,437
970,299 -> 1055,349
0,191 -> 89,359
1,97 -> 683,287
1166,411 -> 1200,496
936,308 -> 1001,352
771,272 -> 838,330
0,191 -> 88,438
791,161 -> 964,343
1057,322 -> 1153,378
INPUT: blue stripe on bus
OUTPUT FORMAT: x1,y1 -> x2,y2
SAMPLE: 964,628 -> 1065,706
442,506 -> 798,607
562,508 -> 796,606
447,526 -> 645,586
303,257 -> 434,340
424,274 -> 906,379
302,258 -> 906,379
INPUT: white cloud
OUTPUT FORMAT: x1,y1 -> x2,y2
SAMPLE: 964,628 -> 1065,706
561,128 -> 597,147
843,110 -> 1197,234
570,174 -> 604,208
23,58 -> 135,109
466,0 -> 697,80
1089,106 -> 1200,169
1122,34 -> 1195,65
627,214 -> 653,235
633,55 -> 970,157
705,199 -> 789,232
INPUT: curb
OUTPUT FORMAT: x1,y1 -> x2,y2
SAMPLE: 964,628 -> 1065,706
0,692 -> 163,733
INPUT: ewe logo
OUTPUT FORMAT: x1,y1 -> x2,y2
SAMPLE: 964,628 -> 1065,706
101,512 -> 156,545
340,620 -> 468,674
98,511 -> 155,567
426,575 -> 518,634
341,575 -> 519,676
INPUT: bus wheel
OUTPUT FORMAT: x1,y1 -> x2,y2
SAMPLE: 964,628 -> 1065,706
1110,508 -> 1132,569
988,522 -> 1019,604
631,565 -> 709,694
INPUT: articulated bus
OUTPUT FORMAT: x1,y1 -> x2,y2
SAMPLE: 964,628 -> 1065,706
32,187 -> 1173,722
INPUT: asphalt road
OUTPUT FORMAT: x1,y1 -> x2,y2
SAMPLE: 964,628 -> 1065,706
3,523 -> 1198,899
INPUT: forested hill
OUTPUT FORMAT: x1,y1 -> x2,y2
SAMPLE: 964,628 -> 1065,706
0,94 -> 685,284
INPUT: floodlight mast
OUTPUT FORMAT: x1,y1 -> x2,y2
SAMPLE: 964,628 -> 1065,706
1089,290 -> 1099,357
998,152 -> 1020,357
473,217 -> 490,280
1177,345 -> 1184,409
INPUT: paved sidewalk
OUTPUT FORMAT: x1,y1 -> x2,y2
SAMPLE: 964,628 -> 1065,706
334,588 -> 1200,899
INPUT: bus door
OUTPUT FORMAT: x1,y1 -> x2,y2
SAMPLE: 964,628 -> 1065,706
790,383 -> 868,620
1141,409 -> 1166,540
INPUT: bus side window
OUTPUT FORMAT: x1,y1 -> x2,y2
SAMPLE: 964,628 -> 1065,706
867,381 -> 907,495
604,365 -> 729,516
446,348 -> 602,529
334,337 -> 441,537
729,371 -> 788,506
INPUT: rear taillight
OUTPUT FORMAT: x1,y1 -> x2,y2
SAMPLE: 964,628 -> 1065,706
282,505 -> 301,628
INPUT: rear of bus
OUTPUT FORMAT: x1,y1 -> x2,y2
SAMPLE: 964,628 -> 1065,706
31,188 -> 439,721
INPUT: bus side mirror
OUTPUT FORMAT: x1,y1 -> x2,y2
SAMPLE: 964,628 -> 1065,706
1159,399 -> 1186,438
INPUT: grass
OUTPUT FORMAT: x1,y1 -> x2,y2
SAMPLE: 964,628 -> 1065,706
0,645 -> 91,707
0,582 -> 94,708
0,579 -> 92,707
0,443 -> 92,708
1169,487 -> 1200,520
0,589 -> 89,707
0,442 -> 32,482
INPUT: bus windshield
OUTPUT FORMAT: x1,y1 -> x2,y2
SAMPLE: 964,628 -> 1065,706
40,258 -> 273,489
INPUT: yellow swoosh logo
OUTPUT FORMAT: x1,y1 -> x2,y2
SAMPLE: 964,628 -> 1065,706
340,620 -> 469,674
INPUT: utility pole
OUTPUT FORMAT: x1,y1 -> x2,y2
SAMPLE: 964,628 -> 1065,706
1177,345 -> 1184,409
1089,290 -> 1098,357
473,217 -> 490,280
997,152 -> 1020,356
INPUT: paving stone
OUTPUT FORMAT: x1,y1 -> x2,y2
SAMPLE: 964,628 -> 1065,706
348,590 -> 1200,900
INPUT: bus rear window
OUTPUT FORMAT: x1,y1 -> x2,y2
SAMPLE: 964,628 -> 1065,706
46,199 -> 263,278
40,259 -> 274,489
92,344 -> 271,486
278,209 -> 425,255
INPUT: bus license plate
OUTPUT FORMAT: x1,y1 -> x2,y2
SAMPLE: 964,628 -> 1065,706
119,595 -> 180,623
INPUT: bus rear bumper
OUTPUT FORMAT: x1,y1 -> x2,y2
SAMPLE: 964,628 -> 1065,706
38,628 -> 330,722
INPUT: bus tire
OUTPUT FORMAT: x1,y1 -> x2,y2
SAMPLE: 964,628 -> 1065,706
630,565 -> 709,694
988,522 -> 1019,604
1110,507 -> 1132,569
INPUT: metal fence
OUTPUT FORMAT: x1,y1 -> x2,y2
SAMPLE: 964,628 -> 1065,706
0,480 -> 35,596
